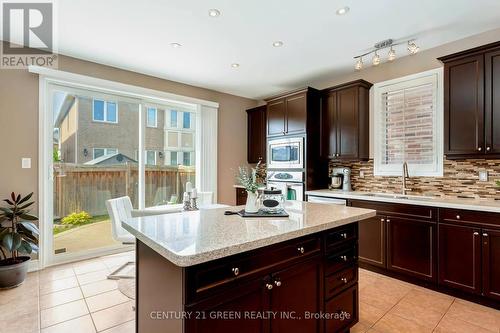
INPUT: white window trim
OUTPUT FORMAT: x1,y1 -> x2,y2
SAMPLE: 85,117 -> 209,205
146,107 -> 157,128
373,68 -> 444,177
92,99 -> 119,123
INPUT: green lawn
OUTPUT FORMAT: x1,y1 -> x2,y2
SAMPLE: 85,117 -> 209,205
53,214 -> 110,235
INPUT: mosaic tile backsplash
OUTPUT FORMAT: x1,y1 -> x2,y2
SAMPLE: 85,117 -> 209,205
329,158 -> 500,200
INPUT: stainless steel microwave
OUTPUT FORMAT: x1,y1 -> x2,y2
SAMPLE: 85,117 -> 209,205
267,137 -> 304,169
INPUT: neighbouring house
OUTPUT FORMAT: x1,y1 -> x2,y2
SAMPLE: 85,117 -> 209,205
54,93 -> 196,166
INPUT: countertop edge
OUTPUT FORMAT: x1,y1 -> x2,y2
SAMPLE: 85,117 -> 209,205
121,209 -> 376,267
305,190 -> 500,213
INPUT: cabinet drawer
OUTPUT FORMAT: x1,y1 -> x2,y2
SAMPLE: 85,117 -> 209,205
351,200 -> 437,222
324,224 -> 357,251
187,235 -> 321,301
440,208 -> 500,228
325,284 -> 358,333
325,265 -> 358,300
325,245 -> 357,276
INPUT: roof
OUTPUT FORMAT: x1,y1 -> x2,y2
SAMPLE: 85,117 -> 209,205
84,153 -> 137,165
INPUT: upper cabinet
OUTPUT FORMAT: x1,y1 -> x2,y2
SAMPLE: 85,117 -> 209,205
320,80 -> 372,160
265,88 -> 317,137
439,41 -> 500,159
246,105 -> 267,163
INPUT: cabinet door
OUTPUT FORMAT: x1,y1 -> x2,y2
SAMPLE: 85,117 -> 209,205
270,258 -> 321,333
482,228 -> 500,301
387,217 -> 436,282
438,223 -> 481,294
321,91 -> 337,158
185,279 -> 270,333
444,55 -> 485,156
358,214 -> 386,268
247,106 -> 267,163
336,87 -> 359,159
285,92 -> 307,135
267,99 -> 286,136
485,49 -> 500,154
325,284 -> 358,333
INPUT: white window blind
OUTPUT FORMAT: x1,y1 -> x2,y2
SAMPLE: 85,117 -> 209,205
374,69 -> 443,176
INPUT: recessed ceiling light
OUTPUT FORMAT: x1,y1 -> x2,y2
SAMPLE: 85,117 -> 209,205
272,41 -> 284,47
208,9 -> 221,17
170,42 -> 182,48
231,63 -> 240,68
336,6 -> 350,15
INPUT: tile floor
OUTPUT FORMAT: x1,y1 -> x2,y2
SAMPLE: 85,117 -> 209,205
353,269 -> 500,333
1,252 -> 499,333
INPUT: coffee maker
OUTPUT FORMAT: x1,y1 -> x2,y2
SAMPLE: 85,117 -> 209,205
330,167 -> 352,191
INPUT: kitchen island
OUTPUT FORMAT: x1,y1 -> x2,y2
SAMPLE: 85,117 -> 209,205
122,201 -> 376,333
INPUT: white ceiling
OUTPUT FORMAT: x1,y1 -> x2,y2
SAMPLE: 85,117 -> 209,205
51,1 -> 500,98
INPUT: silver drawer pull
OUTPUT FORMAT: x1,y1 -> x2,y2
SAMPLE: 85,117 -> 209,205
340,233 -> 347,239
340,255 -> 347,262
456,215 -> 461,220
266,283 -> 273,290
274,280 -> 282,287
232,267 -> 239,276
483,233 -> 489,237
340,277 -> 348,284
297,246 -> 305,254
473,232 -> 479,236
380,218 -> 385,222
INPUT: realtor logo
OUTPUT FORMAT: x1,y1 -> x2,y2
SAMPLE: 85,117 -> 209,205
1,1 -> 57,68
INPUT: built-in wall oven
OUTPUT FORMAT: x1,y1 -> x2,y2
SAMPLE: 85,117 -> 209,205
267,137 -> 304,169
267,171 -> 304,202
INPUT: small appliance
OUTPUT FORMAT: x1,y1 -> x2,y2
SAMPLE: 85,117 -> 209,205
330,167 -> 352,191
267,171 -> 304,201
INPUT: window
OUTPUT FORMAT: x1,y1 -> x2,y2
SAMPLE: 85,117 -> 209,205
146,150 -> 156,165
146,107 -> 157,127
170,110 -> 178,127
374,69 -> 443,176
183,112 -> 191,129
93,99 -> 118,123
93,148 -> 117,159
183,152 -> 191,166
170,151 -> 178,166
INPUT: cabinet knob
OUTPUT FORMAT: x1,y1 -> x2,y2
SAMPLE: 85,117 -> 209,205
380,218 -> 385,222
473,232 -> 479,236
456,215 -> 461,220
386,219 -> 391,223
340,255 -> 347,262
340,277 -> 348,284
478,147 -> 482,151
336,153 -> 340,157
340,233 -> 348,239
274,280 -> 282,287
232,267 -> 240,276
297,246 -> 305,254
266,283 -> 274,290
486,147 -> 491,152
483,233 -> 489,237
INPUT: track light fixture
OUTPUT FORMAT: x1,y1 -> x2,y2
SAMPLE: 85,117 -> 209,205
354,38 -> 419,70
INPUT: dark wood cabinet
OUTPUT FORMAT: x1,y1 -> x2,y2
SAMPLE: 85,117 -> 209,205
358,214 -> 386,268
270,259 -> 322,333
438,223 -> 482,294
320,80 -> 371,160
267,99 -> 286,136
386,216 -> 436,282
236,187 -> 248,205
482,228 -> 500,301
439,41 -> 500,159
247,105 -> 267,163
265,88 -> 319,137
325,285 -> 358,333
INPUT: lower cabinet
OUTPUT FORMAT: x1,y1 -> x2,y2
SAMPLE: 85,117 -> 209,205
387,217 -> 436,282
482,229 -> 500,301
325,285 -> 358,333
438,223 -> 481,294
358,214 -> 386,268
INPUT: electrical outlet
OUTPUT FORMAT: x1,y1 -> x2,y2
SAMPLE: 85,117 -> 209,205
479,170 -> 488,182
359,170 -> 365,179
21,158 -> 31,169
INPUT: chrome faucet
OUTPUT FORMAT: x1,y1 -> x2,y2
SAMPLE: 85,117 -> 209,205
402,161 -> 411,195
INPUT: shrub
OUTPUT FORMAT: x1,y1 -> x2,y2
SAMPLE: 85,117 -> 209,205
61,211 -> 92,226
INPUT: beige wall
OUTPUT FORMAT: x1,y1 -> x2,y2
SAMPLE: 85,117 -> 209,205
0,47 -> 258,212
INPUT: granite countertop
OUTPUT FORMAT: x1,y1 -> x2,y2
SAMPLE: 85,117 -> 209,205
305,189 -> 500,213
121,201 -> 375,267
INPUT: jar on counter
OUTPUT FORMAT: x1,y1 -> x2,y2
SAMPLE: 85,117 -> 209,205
260,189 -> 285,214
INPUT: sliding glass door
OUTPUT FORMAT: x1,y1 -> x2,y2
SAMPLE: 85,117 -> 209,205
46,83 -> 199,265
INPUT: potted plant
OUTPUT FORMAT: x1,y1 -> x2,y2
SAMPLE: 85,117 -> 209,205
236,162 -> 264,213
0,192 -> 39,289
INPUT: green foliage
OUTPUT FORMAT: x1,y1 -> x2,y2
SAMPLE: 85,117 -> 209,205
236,161 -> 264,194
0,192 -> 39,261
61,211 -> 92,226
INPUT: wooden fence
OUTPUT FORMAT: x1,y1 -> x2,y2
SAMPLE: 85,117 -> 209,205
53,163 -> 195,218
